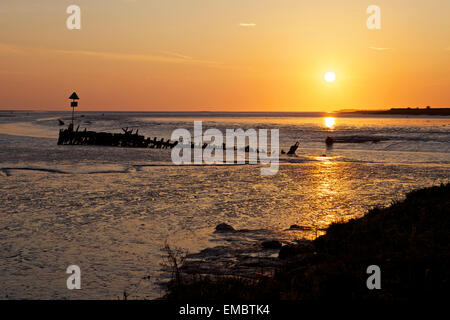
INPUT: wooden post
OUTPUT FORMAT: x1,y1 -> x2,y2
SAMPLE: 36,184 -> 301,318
71,103 -> 75,125
69,92 -> 80,126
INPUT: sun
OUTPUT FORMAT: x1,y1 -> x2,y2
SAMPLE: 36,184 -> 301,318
324,72 -> 336,83
324,117 -> 336,128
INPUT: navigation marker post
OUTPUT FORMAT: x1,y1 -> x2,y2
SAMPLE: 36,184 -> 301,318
69,92 -> 80,127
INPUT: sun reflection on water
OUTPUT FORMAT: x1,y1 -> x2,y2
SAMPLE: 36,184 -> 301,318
304,159 -> 354,236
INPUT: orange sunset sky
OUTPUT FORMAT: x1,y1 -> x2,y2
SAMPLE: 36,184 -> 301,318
0,0 -> 449,111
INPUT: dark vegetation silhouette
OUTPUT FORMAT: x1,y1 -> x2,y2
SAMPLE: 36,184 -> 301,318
164,183 -> 450,300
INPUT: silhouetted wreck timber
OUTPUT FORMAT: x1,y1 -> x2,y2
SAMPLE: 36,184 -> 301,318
58,124 -> 289,153
57,125 -> 179,149
325,136 -> 383,146
287,141 -> 300,155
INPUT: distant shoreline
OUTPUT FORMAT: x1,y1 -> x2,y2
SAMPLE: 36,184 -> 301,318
338,107 -> 450,116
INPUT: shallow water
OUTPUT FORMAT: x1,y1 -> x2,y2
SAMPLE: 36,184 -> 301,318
0,111 -> 448,299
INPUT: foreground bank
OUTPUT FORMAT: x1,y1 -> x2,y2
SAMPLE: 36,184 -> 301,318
164,183 -> 450,300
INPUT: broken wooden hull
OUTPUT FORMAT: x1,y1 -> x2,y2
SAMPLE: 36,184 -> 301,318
57,126 -> 178,149
57,125 -> 284,153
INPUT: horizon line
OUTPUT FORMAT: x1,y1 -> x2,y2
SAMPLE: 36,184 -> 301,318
0,109 -> 381,113
1,107 -> 449,113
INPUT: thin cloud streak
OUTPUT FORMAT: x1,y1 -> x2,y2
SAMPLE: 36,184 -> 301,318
159,51 -> 194,60
369,47 -> 393,51
54,49 -> 219,66
0,43 -> 25,55
0,43 -> 222,67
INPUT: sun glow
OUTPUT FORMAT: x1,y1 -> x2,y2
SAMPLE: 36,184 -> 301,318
324,72 -> 336,83
324,117 -> 336,128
